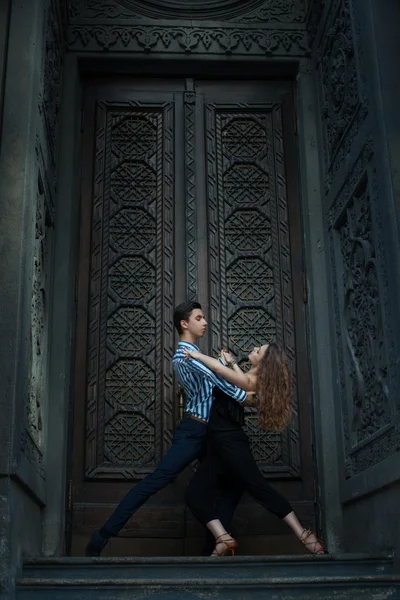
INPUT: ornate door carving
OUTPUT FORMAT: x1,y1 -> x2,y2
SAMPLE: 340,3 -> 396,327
85,101 -> 175,479
70,78 -> 315,556
204,98 -> 300,478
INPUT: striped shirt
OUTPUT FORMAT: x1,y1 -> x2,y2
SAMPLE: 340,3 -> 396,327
172,341 -> 247,422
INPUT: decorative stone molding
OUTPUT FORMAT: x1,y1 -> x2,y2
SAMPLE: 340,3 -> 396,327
67,24 -> 310,55
67,0 -> 312,55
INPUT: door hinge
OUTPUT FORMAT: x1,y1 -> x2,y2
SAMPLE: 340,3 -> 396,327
303,272 -> 308,304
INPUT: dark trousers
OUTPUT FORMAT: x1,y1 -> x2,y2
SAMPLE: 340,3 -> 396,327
186,428 -> 293,525
103,417 -> 242,552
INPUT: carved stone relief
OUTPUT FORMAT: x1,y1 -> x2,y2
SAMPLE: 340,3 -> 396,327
235,0 -> 306,23
67,0 -> 311,55
316,0 -> 368,191
329,142 -> 400,477
70,0 -> 142,19
22,147 -> 55,478
20,0 -> 63,479
306,0 -> 324,47
70,0 -> 307,22
39,0 -> 64,177
67,23 -> 310,55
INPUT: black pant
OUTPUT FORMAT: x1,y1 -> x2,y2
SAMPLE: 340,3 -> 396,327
186,427 -> 292,525
101,417 -> 241,553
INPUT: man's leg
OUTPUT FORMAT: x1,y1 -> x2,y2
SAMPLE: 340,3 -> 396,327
86,418 -> 207,556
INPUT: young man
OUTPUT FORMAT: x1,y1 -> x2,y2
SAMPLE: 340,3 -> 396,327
85,300 -> 247,556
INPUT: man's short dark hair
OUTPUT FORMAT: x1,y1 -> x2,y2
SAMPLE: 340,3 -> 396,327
173,301 -> 202,334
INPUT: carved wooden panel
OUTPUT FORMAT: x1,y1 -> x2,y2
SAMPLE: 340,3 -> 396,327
85,102 -> 175,480
184,89 -> 198,300
206,104 -> 300,477
71,80 -> 314,554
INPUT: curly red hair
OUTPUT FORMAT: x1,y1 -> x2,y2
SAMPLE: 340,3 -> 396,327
255,343 -> 292,432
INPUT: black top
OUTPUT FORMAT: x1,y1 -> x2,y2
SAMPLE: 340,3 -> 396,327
208,386 -> 245,433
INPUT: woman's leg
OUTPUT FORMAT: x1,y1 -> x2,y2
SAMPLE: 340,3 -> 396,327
283,512 -> 325,553
185,450 -> 225,526
212,432 -> 325,554
186,451 -> 238,555
205,519 -> 238,556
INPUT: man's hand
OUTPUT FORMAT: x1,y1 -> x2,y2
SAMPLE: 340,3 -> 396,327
244,392 -> 257,406
183,348 -> 202,360
218,350 -> 229,365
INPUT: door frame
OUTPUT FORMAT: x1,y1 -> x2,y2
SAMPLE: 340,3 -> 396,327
44,53 -> 343,556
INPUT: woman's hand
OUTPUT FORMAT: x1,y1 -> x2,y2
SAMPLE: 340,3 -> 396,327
183,348 -> 202,360
221,349 -> 236,367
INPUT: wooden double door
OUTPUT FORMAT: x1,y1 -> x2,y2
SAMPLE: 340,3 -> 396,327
70,76 -> 316,556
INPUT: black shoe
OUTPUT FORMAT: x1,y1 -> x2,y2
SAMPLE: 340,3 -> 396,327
85,530 -> 109,557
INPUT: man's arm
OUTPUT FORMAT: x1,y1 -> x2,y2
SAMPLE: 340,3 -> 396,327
181,356 -> 248,403
183,349 -> 253,391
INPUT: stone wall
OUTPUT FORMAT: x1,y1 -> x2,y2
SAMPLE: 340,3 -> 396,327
0,0 -> 66,593
310,0 -> 400,553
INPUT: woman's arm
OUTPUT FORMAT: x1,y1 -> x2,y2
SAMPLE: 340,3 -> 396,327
221,350 -> 247,377
183,349 -> 254,392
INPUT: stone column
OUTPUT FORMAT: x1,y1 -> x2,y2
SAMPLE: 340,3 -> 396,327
296,59 -> 344,552
0,0 -> 57,592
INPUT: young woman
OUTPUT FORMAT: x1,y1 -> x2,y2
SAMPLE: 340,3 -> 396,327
183,343 -> 325,557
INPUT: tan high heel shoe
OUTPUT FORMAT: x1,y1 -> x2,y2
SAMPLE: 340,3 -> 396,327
299,528 -> 326,555
211,533 -> 238,556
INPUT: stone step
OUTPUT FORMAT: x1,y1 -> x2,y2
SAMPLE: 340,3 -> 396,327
20,554 -> 395,580
17,554 -> 400,599
16,574 -> 400,600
